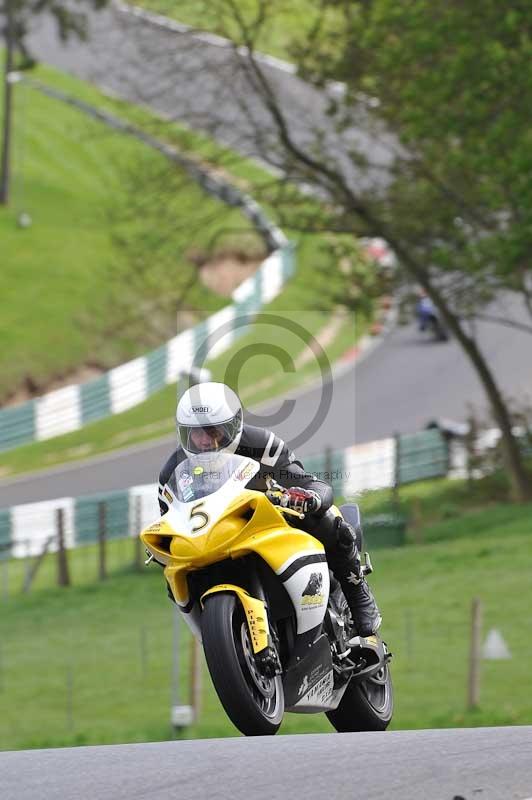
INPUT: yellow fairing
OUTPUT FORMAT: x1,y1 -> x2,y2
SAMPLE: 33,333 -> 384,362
141,488 -> 325,619
201,584 -> 269,654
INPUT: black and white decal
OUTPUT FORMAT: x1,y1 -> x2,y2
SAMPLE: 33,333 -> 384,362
295,669 -> 334,709
276,551 -> 330,634
261,432 -> 285,466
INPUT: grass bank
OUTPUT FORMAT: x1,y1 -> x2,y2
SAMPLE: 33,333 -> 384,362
1,487 -> 531,749
0,67 -> 265,407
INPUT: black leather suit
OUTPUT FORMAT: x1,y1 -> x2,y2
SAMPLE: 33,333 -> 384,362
158,423 -> 340,551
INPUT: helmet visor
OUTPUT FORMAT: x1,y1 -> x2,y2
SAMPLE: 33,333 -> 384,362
178,410 -> 242,455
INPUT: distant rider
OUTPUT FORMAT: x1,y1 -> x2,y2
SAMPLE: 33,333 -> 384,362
157,381 -> 381,637
415,289 -> 436,331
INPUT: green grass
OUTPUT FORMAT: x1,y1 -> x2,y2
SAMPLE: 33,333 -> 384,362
136,0 -> 321,63
1,490 -> 531,750
0,65 -> 264,407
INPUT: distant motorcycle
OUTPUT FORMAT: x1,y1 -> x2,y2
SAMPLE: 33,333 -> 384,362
141,452 -> 393,736
416,296 -> 449,342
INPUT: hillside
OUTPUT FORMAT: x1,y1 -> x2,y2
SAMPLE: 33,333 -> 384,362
0,71 -> 264,407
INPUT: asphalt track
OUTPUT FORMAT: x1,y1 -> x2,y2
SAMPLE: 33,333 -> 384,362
26,3 -> 395,191
1,727 -> 532,800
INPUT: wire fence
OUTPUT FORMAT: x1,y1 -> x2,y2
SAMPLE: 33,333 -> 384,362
1,591 -> 524,750
0,525 -> 142,598
0,596 -> 201,749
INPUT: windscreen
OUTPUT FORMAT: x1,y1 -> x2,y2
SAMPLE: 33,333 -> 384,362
168,453 -> 258,503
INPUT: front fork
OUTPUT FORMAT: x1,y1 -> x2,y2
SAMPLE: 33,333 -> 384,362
247,558 -> 282,677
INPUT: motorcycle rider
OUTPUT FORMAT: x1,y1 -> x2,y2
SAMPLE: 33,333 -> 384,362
157,381 -> 382,637
415,289 -> 435,331
415,288 -> 448,341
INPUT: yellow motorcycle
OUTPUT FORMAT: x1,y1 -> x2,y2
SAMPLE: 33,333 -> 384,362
141,452 -> 393,736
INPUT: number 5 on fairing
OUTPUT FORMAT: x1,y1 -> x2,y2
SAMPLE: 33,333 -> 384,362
189,502 -> 209,532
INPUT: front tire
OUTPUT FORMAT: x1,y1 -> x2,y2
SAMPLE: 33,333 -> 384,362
326,651 -> 393,732
202,593 -> 284,736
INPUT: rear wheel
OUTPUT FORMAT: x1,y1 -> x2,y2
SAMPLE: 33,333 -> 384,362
326,649 -> 393,732
202,593 -> 284,736
430,317 -> 449,342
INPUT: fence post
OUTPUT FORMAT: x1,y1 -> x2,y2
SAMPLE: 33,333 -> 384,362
324,445 -> 332,482
392,431 -> 401,509
1,556 -> 8,601
171,606 -> 180,712
98,501 -> 107,581
189,635 -> 202,721
411,497 -> 424,545
140,625 -> 148,681
404,608 -> 414,664
56,509 -> 71,588
24,539 -> 31,589
465,414 -> 478,487
467,597 -> 483,710
170,607 -> 194,733
66,663 -> 74,733
134,495 -> 143,572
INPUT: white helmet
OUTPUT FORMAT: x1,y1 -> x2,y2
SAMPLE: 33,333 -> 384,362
176,382 -> 243,457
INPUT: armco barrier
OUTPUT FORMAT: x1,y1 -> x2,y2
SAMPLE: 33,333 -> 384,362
0,429 -> 451,561
0,79 -> 295,454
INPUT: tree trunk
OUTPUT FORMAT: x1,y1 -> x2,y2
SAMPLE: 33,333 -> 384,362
0,0 -> 15,206
391,242 -> 532,502
451,323 -> 532,502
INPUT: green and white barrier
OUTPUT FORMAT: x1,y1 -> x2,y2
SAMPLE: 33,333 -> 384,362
0,429 -> 450,560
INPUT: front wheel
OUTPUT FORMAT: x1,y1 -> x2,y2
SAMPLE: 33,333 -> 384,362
202,592 -> 284,736
326,652 -> 393,732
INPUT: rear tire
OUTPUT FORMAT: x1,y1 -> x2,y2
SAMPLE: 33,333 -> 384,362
326,653 -> 393,732
202,593 -> 284,736
429,317 -> 448,342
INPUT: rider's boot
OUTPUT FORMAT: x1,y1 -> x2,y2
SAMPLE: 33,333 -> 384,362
330,518 -> 382,637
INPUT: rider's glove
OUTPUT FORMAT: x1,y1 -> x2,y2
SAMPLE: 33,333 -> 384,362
283,487 -> 322,515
